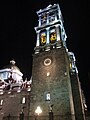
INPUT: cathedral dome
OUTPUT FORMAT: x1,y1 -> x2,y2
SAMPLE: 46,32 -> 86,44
3,60 -> 20,71
0,59 -> 23,82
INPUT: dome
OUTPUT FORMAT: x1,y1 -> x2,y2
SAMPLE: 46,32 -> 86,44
3,60 -> 20,71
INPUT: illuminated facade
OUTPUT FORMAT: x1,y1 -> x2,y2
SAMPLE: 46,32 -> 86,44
0,60 -> 31,120
30,4 -> 86,120
0,3 -> 88,120
0,60 -> 31,94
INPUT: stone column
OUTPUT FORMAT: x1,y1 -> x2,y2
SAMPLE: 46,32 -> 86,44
55,24 -> 60,41
46,27 -> 50,44
55,24 -> 62,48
45,27 -> 50,51
38,15 -> 41,27
55,11 -> 57,22
36,30 -> 40,47
47,12 -> 49,24
35,30 -> 40,54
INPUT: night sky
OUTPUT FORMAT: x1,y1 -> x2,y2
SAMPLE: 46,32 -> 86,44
0,0 -> 90,110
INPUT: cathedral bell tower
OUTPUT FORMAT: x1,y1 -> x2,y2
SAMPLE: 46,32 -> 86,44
34,4 -> 67,54
30,4 -> 85,120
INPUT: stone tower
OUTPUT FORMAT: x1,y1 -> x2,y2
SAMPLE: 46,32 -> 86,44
30,4 -> 85,120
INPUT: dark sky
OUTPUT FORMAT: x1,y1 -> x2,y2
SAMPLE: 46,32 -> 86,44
0,0 -> 90,110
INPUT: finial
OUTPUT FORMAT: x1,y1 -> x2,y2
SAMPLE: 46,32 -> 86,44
10,59 -> 16,65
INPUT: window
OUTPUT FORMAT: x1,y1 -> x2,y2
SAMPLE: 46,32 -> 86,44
40,31 -> 46,45
41,13 -> 47,25
49,28 -> 57,43
3,72 -> 7,79
49,12 -> 55,23
22,97 -> 25,104
0,99 -> 3,105
46,93 -> 50,101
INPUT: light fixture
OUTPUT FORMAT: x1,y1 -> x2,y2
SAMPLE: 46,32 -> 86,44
22,97 -> 25,104
17,87 -> 21,93
35,106 -> 42,116
27,87 -> 31,92
47,72 -> 50,76
8,91 -> 11,94
0,99 -> 3,105
0,90 -> 4,95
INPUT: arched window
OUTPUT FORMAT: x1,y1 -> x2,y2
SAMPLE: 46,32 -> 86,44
49,27 -> 57,43
41,13 -> 47,25
49,12 -> 55,23
40,30 -> 47,46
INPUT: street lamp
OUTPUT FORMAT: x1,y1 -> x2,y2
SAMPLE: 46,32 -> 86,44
35,106 -> 42,119
35,106 -> 42,115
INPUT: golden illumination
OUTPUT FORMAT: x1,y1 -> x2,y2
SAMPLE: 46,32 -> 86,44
40,33 -> 46,44
70,63 -> 72,68
35,106 -> 42,115
50,33 -> 56,41
47,72 -> 50,76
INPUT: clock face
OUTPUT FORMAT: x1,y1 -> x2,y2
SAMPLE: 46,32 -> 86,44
44,58 -> 52,66
40,32 -> 46,45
